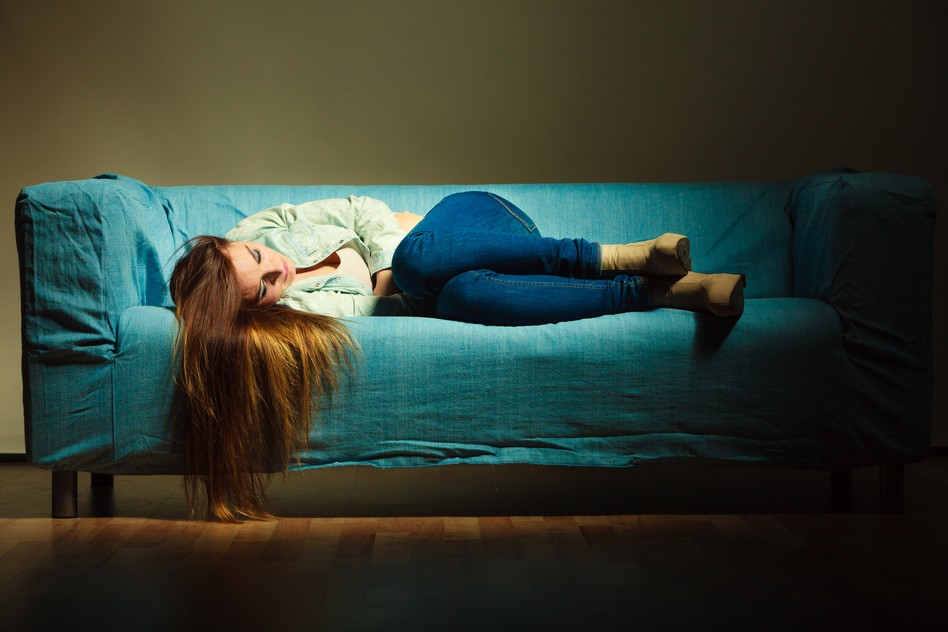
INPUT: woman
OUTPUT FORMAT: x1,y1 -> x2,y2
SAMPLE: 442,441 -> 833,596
169,191 -> 743,521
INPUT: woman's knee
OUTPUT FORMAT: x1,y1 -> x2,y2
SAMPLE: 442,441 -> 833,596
392,231 -> 437,297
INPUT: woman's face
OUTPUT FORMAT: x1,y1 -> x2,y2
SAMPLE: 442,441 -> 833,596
224,241 -> 296,307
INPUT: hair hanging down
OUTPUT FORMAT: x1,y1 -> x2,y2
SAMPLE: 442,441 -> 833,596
169,236 -> 356,522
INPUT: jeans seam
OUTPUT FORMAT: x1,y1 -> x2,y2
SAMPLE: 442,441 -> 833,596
470,272 -> 622,291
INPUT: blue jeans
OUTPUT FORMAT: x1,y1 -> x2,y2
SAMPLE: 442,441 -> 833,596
392,192 -> 649,326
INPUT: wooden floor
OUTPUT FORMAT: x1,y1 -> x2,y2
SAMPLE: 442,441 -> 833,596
1,457 -> 947,631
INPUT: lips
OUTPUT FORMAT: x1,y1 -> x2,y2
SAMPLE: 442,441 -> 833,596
283,260 -> 289,279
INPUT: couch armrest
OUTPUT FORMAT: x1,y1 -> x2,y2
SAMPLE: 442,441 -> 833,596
788,170 -> 936,458
16,174 -> 174,363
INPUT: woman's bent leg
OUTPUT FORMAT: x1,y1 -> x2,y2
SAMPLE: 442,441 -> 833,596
395,191 -> 599,297
394,231 -> 601,298
436,271 -> 650,326
394,191 -> 603,297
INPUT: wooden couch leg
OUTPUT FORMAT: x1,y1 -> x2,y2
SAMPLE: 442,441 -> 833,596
91,473 -> 114,487
879,464 -> 904,514
52,470 -> 78,518
90,473 -> 115,517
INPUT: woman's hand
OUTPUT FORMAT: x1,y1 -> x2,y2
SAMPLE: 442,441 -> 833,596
395,212 -> 423,233
373,268 -> 400,297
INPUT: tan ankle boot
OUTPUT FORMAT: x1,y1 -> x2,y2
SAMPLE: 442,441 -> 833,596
650,272 -> 745,317
601,233 -> 691,275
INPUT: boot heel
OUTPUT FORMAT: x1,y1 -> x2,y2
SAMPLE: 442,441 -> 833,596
654,233 -> 691,273
706,273 -> 745,317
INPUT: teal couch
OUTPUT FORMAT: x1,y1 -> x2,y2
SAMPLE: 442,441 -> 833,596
15,170 -> 936,517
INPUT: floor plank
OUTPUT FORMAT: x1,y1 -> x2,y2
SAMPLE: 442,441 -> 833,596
0,458 -> 946,630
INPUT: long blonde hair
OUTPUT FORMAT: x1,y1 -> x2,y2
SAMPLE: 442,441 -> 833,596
169,236 -> 356,522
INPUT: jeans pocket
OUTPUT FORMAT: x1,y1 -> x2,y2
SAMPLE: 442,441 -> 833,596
486,192 -> 537,234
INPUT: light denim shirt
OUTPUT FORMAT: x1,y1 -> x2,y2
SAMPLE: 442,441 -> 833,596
225,196 -> 434,318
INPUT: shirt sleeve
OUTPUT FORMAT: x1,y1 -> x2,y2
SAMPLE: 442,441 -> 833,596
225,200 -> 349,263
347,196 -> 406,273
226,202 -> 299,240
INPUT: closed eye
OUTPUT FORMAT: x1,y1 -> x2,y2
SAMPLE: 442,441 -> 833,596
243,245 -> 266,302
